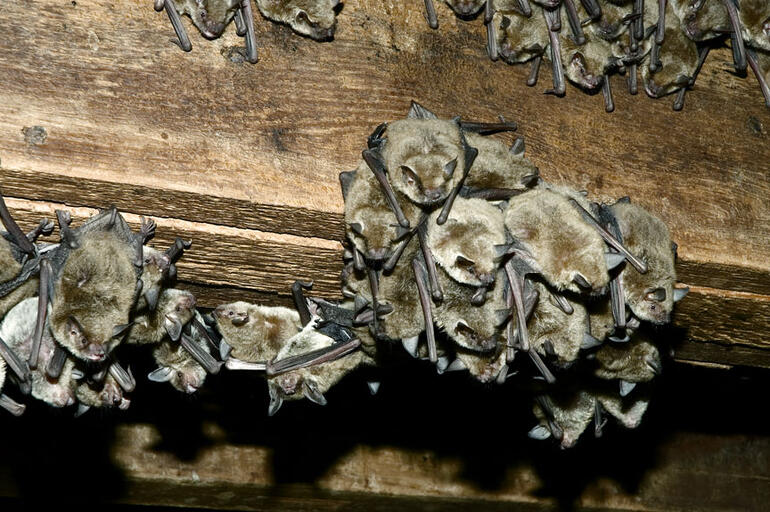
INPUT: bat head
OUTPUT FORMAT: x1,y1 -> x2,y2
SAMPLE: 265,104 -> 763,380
383,119 -> 465,207
446,0 -> 485,18
160,289 -> 197,339
428,198 -> 506,287
562,42 -> 606,91
595,336 -> 661,383
346,208 -> 406,262
611,202 -> 677,325
279,0 -> 339,41
181,0 -> 241,39
496,12 -> 547,64
214,301 -> 251,328
679,0 -> 729,41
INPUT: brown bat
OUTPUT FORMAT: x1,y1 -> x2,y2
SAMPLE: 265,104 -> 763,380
154,0 -> 258,62
255,0 -> 339,40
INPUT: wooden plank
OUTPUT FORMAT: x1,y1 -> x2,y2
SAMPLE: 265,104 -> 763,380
0,1 -> 769,297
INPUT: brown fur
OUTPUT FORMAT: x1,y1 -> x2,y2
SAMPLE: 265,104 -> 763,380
534,391 -> 596,448
560,29 -> 619,90
435,268 -> 506,353
594,333 -> 661,382
670,0 -> 729,41
381,119 -> 467,207
152,335 -> 208,393
610,201 -> 676,324
462,133 -> 539,192
376,238 -> 427,340
127,289 -> 197,345
529,282 -> 589,366
505,188 -> 610,294
643,2 -> 700,98
739,0 -> 770,51
345,161 -> 423,261
50,232 -> 138,362
171,0 -> 240,38
0,237 -> 21,282
0,278 -> 38,321
494,7 -> 549,64
255,0 -> 338,40
75,373 -> 129,410
446,0 -> 485,17
427,197 -> 506,287
454,345 -> 508,383
214,302 -> 302,361
597,391 -> 649,428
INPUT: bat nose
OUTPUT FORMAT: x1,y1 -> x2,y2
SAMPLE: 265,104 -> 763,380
424,188 -> 442,201
367,248 -> 387,261
478,273 -> 495,286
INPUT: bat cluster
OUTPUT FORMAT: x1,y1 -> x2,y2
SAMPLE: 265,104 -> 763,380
152,0 -> 340,62
336,101 -> 689,447
0,102 -> 688,447
424,0 -> 770,111
0,198 -> 222,416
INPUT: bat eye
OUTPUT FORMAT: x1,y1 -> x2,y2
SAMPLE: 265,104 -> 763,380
400,166 -> 418,187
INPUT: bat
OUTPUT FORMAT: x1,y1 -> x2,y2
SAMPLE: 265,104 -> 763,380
593,333 -> 662,395
527,281 -> 591,367
609,199 -> 687,325
0,297 -> 80,408
154,0 -> 258,62
460,133 -> 540,199
737,0 -> 770,52
434,267 -> 508,353
149,327 -> 210,393
74,372 -> 130,416
503,187 -> 616,295
494,6 -> 550,87
46,208 -> 143,365
531,391 -> 595,448
427,197 -> 507,291
254,0 -> 339,41
342,161 -> 422,264
136,234 -> 191,312
127,288 -> 198,345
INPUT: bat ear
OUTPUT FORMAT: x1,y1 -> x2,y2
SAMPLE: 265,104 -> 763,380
339,170 -> 356,200
268,383 -> 284,416
510,137 -> 525,156
303,380 -> 327,406
219,340 -> 233,360
148,366 -> 175,383
144,288 -> 160,311
75,404 -> 91,418
407,101 -> 438,119
112,322 -> 134,339
164,315 -> 183,341
619,380 -> 637,397
401,336 -> 420,358
528,424 -> 552,440
494,308 -> 511,326
446,358 -> 467,372
673,287 -> 689,302
605,252 -> 626,271
581,332 -> 602,349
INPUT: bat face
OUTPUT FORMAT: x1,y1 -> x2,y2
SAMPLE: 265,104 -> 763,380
152,337 -> 208,393
594,335 -> 661,383
671,0 -> 729,41
138,246 -> 173,311
505,189 -> 610,295
435,268 -> 506,352
533,391 -> 596,448
344,163 -> 419,262
160,288 -> 197,337
495,11 -> 548,64
428,198 -> 505,287
611,202 -> 677,324
50,233 -> 138,363
462,132 -> 539,192
173,0 -> 241,38
588,1 -> 629,40
561,33 -> 616,90
76,374 -> 130,410
256,0 -> 339,40
528,281 -> 589,366
643,16 -> 699,98
382,119 -> 465,207
446,0 -> 486,18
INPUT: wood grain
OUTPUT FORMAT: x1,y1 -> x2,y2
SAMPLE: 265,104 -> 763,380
0,0 -> 769,295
